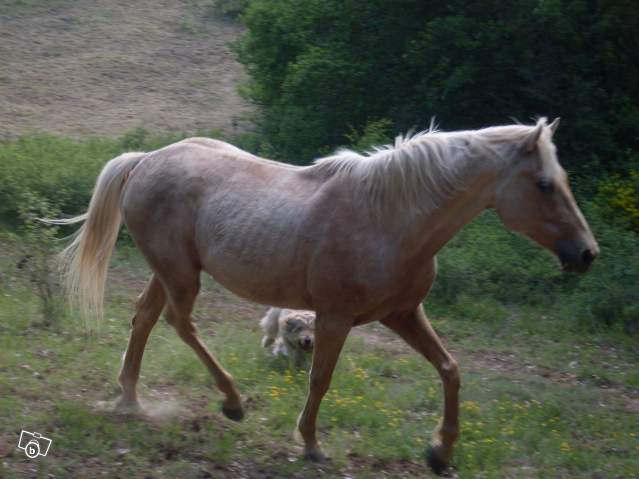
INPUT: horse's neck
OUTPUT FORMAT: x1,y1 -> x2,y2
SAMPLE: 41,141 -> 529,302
401,147 -> 502,259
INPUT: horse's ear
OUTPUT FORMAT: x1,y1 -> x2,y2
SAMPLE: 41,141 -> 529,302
523,123 -> 544,152
549,117 -> 560,136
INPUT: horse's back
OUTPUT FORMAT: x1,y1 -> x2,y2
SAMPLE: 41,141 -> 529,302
121,138 -> 303,215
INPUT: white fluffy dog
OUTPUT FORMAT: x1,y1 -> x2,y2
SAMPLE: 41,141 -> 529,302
260,308 -> 315,368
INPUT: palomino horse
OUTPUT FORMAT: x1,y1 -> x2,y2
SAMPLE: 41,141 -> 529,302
54,117 -> 598,474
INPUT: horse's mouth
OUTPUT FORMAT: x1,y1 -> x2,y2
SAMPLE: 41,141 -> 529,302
557,240 -> 596,274
560,259 -> 591,274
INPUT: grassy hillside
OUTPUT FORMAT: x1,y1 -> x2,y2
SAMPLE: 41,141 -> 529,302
0,0 -> 251,140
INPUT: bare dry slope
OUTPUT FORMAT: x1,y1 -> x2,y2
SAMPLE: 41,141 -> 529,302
0,0 -> 252,139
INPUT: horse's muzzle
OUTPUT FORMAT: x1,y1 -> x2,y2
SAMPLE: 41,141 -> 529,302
556,239 -> 599,273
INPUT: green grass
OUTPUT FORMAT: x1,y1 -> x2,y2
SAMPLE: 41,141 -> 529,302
1,247 -> 638,478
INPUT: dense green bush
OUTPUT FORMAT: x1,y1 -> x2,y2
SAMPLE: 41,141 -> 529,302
0,135 -> 118,224
0,130 -> 191,225
0,127 -> 273,226
343,118 -> 393,154
559,203 -> 639,334
237,0 -> 638,170
596,152 -> 639,233
431,205 -> 639,333
431,211 -> 564,306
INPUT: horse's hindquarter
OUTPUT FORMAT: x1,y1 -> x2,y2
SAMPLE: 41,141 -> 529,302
121,140 -> 311,302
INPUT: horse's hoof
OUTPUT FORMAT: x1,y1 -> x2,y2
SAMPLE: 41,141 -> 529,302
304,448 -> 328,463
221,405 -> 245,422
426,445 -> 449,476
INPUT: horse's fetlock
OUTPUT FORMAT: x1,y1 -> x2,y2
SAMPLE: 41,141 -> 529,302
217,372 -> 236,392
298,423 -> 315,441
118,372 -> 133,390
433,418 -> 459,445
296,412 -> 316,439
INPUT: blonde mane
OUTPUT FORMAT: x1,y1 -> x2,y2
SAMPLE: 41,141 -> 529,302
309,121 -> 552,214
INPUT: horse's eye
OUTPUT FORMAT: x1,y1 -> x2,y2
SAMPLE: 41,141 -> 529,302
536,179 -> 554,193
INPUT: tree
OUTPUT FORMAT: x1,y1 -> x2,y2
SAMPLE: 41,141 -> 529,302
237,0 -> 639,175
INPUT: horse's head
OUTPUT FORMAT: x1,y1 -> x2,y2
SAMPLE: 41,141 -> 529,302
493,118 -> 599,273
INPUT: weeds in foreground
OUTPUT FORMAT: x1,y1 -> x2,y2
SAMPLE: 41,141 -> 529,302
10,192 -> 65,327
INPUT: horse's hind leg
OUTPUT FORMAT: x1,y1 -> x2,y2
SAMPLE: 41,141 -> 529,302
162,270 -> 244,421
381,305 -> 460,475
116,274 -> 166,412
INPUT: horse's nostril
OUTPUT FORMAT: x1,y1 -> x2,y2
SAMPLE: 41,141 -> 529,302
581,248 -> 595,265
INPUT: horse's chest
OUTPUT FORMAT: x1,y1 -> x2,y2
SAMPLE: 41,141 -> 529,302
307,246 -> 433,312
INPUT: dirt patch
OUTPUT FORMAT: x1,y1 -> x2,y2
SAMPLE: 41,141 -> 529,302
0,0 -> 252,139
462,349 -> 639,415
350,320 -> 639,415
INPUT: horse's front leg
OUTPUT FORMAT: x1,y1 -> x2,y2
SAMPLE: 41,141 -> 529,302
294,313 -> 352,461
381,305 -> 460,475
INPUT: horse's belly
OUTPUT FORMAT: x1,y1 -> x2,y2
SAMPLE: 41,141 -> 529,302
195,189 -> 315,308
201,260 -> 312,309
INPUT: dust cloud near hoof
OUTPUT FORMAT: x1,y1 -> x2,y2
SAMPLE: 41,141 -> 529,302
94,396 -> 182,421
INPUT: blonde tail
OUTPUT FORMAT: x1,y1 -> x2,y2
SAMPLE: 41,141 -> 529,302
46,152 -> 147,324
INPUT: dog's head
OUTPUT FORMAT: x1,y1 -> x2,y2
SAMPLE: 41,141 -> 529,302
283,313 -> 315,353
